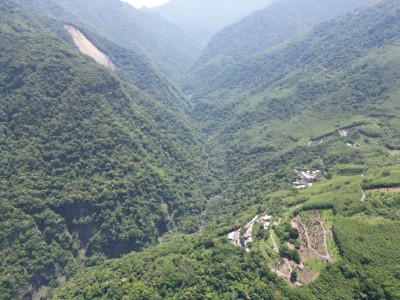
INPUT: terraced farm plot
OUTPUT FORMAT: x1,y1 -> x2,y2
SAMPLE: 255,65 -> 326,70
270,210 -> 338,285
295,211 -> 333,262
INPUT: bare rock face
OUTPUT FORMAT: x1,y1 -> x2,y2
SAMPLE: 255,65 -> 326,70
65,25 -> 117,71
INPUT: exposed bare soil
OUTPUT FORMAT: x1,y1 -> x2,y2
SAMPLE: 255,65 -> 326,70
294,212 -> 333,263
269,258 -> 292,281
65,25 -> 117,71
389,150 -> 400,155
268,258 -> 316,286
269,211 -> 335,286
373,187 -> 400,193
308,125 -> 362,147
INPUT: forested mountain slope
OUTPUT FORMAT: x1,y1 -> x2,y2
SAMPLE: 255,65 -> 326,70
144,0 -> 274,46
64,24 -> 191,112
53,215 -> 400,299
0,2 -> 210,298
10,0 -> 201,82
192,0 -> 400,152
52,0 -> 400,299
185,0 -> 370,93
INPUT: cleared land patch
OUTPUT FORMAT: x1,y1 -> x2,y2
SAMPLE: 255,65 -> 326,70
65,25 -> 117,71
269,210 -> 338,286
373,187 -> 400,193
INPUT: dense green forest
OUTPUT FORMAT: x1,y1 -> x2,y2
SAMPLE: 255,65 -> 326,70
1,0 -> 400,299
0,2 -> 212,298
51,216 -> 400,299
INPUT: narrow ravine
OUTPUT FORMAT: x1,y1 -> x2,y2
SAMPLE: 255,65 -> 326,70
199,193 -> 224,233
198,135 -> 225,233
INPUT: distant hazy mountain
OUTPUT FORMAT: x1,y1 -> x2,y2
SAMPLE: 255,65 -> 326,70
10,0 -> 201,81
185,0 -> 370,93
144,0 -> 274,46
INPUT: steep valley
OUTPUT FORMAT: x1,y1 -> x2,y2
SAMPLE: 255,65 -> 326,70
1,0 -> 400,299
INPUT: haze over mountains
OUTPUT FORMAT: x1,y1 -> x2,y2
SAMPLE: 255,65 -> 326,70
1,0 -> 400,299
185,0 -> 371,93
143,0 -> 274,45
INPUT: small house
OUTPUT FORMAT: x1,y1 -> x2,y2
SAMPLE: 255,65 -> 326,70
243,232 -> 252,239
300,171 -> 316,184
243,232 -> 252,243
228,230 -> 240,242
261,214 -> 271,222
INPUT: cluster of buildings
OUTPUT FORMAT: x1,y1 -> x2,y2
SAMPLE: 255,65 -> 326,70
227,212 -> 272,251
293,170 -> 320,189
